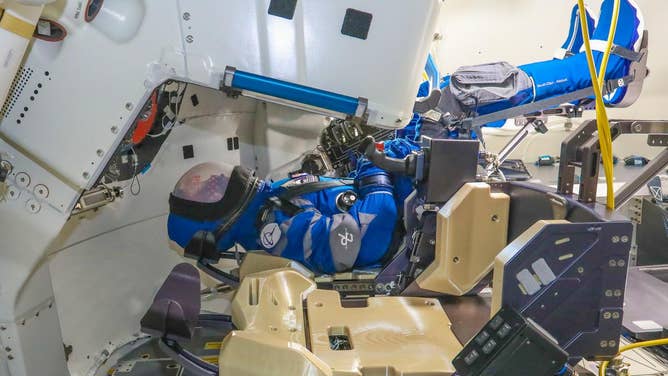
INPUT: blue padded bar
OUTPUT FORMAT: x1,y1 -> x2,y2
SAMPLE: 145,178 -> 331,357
229,69 -> 362,116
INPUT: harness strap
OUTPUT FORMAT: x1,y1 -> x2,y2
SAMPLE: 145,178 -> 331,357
589,40 -> 643,62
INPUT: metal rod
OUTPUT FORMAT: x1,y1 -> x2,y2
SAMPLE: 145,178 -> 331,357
497,122 -> 534,165
615,148 -> 668,208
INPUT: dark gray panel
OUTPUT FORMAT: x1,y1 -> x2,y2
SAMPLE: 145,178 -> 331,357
341,9 -> 373,40
268,0 -> 297,20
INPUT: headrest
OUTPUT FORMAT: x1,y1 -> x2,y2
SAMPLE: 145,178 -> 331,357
140,263 -> 201,341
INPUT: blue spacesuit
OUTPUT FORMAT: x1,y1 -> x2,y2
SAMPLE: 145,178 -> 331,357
168,137 -> 419,275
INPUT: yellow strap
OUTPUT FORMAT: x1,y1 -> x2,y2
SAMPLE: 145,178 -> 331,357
0,12 -> 36,39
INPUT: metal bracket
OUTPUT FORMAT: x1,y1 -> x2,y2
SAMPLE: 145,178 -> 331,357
557,119 -> 668,206
648,134 -> 668,147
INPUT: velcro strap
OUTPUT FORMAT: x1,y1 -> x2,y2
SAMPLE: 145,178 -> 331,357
0,12 -> 36,39
589,40 -> 642,62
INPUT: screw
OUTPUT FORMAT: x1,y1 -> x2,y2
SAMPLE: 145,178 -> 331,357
82,172 -> 90,180
96,149 -> 104,157
612,236 -> 620,244
186,35 -> 194,43
183,12 -> 191,21
634,123 -> 642,132
125,102 -> 134,111
603,312 -> 612,320
4,347 -> 10,352
621,235 -> 629,243
111,126 -> 118,134
7,355 -> 13,360
429,239 -> 436,246
578,266 -> 585,274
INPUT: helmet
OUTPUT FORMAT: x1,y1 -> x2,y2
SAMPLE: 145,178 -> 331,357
169,162 -> 257,223
173,162 -> 232,204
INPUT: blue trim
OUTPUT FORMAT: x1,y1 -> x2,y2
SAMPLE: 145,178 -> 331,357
230,69 -> 361,115
425,53 -> 440,92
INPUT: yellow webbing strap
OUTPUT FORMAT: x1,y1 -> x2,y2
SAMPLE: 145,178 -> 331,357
0,11 -> 36,39
578,0 -> 619,210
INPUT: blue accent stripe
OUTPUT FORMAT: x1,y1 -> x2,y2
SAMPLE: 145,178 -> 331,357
231,70 -> 361,115
425,53 -> 440,91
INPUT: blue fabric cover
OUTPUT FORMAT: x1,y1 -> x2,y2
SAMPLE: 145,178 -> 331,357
476,0 -> 642,115
560,4 -> 597,58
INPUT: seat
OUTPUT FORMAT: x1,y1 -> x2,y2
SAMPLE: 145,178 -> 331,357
140,263 -> 201,342
141,263 -> 234,376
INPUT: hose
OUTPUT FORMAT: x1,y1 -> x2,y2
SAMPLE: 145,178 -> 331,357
577,0 -> 620,209
599,338 -> 668,376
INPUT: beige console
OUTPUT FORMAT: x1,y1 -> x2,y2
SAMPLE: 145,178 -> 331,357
219,269 -> 461,376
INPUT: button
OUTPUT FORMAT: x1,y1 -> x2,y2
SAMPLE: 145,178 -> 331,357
464,350 -> 480,365
497,323 -> 512,339
482,339 -> 497,355
474,330 -> 490,346
489,315 -> 504,330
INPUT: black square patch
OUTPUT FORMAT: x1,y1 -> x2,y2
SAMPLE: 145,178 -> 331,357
268,0 -> 297,20
341,8 -> 373,40
182,145 -> 194,159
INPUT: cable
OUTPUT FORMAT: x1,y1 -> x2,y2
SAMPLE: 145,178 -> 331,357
599,338 -> 668,376
577,0 -> 620,210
